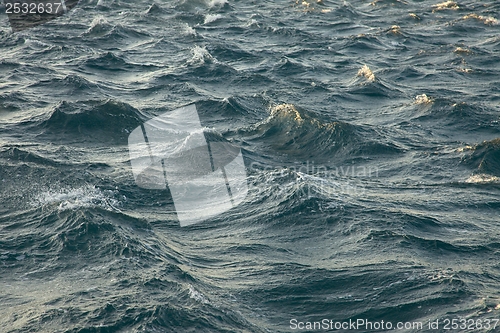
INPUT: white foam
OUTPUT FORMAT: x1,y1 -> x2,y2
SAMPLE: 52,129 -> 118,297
357,64 -> 375,82
204,14 -> 223,24
409,13 -> 420,20
89,15 -> 106,29
269,104 -> 304,124
463,14 -> 499,26
84,15 -> 108,36
207,0 -> 227,7
188,45 -> 218,65
432,1 -> 459,12
183,24 -> 196,36
188,284 -> 210,304
244,18 -> 260,28
31,185 -> 123,212
465,174 -> 500,184
414,94 -> 433,105
454,47 -> 471,54
428,269 -> 455,282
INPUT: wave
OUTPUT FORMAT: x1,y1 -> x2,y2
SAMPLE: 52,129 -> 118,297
411,99 -> 499,133
0,195 -> 260,332
27,74 -> 99,96
341,34 -> 388,54
461,138 -> 500,176
0,91 -> 29,112
242,262 -> 470,326
235,104 -> 401,162
348,66 -> 403,98
0,146 -> 67,168
188,45 -> 220,65
39,99 -> 145,143
144,3 -> 163,15
82,16 -> 113,37
239,104 -> 356,157
83,18 -> 152,41
83,51 -> 131,70
82,51 -> 157,73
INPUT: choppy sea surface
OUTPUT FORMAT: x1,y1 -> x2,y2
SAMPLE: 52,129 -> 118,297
1,0 -> 500,332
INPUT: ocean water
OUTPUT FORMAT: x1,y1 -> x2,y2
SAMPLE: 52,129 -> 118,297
1,0 -> 500,332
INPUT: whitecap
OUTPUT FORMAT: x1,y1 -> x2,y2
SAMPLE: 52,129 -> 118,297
207,0 -> 227,8
414,94 -> 433,105
204,14 -> 223,25
389,25 -> 401,34
188,45 -> 219,65
269,104 -> 304,124
357,64 -> 376,82
31,185 -> 123,212
409,13 -> 420,20
454,46 -> 471,54
463,14 -> 499,26
465,174 -> 500,184
432,1 -> 459,12
84,16 -> 109,36
183,24 -> 196,36
188,284 -> 210,304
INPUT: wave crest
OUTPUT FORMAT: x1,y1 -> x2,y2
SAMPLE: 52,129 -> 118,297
461,138 -> 500,176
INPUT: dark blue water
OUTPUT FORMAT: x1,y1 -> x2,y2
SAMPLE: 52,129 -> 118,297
1,0 -> 500,332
